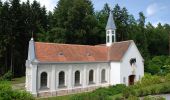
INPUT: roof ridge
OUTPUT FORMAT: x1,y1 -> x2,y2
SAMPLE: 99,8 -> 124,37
35,42 -> 106,47
113,40 -> 133,44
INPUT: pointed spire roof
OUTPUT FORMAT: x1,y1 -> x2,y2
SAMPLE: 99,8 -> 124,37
28,37 -> 36,61
106,11 -> 116,30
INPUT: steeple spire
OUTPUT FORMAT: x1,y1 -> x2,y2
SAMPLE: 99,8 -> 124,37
106,11 -> 116,46
31,32 -> 34,40
106,11 -> 116,30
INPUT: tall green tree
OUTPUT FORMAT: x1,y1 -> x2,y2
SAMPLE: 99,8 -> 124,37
48,0 -> 98,44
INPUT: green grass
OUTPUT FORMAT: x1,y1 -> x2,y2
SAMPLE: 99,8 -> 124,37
11,76 -> 25,84
111,93 -> 123,100
11,76 -> 26,90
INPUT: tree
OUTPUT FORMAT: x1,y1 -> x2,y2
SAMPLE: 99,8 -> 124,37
0,0 -> 49,77
48,0 -> 98,45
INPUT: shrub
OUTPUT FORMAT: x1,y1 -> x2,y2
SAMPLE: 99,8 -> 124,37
122,87 -> 134,98
0,81 -> 34,100
70,92 -> 111,100
71,84 -> 126,100
127,95 -> 139,100
123,80 -> 170,98
1,70 -> 13,81
165,73 -> 170,81
11,90 -> 34,100
114,96 -> 122,100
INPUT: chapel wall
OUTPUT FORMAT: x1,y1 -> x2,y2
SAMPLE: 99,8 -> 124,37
36,62 -> 110,97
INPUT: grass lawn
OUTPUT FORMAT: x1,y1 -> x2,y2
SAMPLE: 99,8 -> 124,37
11,76 -> 25,84
11,76 -> 25,90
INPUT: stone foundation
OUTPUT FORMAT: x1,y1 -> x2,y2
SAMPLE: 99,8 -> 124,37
37,86 -> 101,97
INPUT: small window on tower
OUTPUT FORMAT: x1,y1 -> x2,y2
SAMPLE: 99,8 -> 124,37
112,30 -> 115,42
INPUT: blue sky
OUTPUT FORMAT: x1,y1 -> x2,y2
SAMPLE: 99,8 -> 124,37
92,0 -> 170,26
2,0 -> 170,26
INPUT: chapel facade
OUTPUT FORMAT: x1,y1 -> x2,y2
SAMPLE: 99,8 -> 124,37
25,11 -> 144,97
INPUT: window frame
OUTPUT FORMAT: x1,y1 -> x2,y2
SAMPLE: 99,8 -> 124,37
40,72 -> 48,89
58,71 -> 65,88
74,70 -> 81,86
89,69 -> 94,84
101,69 -> 106,83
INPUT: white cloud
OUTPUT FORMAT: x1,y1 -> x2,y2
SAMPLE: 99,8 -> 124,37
146,3 -> 158,17
146,3 -> 166,17
2,0 -> 59,11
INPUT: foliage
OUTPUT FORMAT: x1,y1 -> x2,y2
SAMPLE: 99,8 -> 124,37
0,0 -> 48,77
143,95 -> 165,100
146,56 -> 170,75
1,70 -> 13,81
127,95 -> 139,100
0,81 -> 34,100
0,0 -> 169,77
122,74 -> 170,98
70,84 -> 126,100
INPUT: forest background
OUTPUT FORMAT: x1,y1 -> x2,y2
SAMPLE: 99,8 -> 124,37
0,0 -> 169,77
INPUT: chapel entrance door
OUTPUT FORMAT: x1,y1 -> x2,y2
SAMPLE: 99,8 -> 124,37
129,75 -> 135,85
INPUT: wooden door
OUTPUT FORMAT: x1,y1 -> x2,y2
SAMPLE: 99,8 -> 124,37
129,75 -> 135,85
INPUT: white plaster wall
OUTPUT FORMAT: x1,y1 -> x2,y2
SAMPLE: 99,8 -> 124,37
36,62 -> 110,93
25,66 -> 31,91
120,42 -> 144,86
110,62 -> 121,85
38,65 -> 52,91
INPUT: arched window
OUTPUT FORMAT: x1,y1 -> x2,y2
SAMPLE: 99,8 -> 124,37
89,70 -> 94,84
101,69 -> 106,82
41,72 -> 47,88
59,71 -> 65,87
75,71 -> 80,86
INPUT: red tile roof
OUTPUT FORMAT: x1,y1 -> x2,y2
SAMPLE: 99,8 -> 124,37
109,41 -> 132,61
35,40 -> 133,62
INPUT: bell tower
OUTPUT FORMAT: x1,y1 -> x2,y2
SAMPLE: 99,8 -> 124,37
106,11 -> 116,46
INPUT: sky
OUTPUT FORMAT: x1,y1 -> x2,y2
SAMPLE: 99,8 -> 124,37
2,0 -> 170,26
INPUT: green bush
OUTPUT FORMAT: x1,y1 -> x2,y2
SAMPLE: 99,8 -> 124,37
11,90 -> 34,100
1,70 -> 13,81
122,73 -> 170,98
122,87 -> 133,98
114,95 -> 124,100
127,95 -> 139,100
146,56 -> 170,75
71,84 -> 126,100
70,92 -> 111,100
165,73 -> 170,81
0,81 -> 34,100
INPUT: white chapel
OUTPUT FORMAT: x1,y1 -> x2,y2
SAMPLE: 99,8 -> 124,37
25,11 -> 144,97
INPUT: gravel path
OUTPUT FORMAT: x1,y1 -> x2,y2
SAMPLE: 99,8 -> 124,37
156,94 -> 170,100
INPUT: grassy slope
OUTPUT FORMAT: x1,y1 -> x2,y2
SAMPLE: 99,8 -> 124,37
11,76 -> 25,84
11,76 -> 25,90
